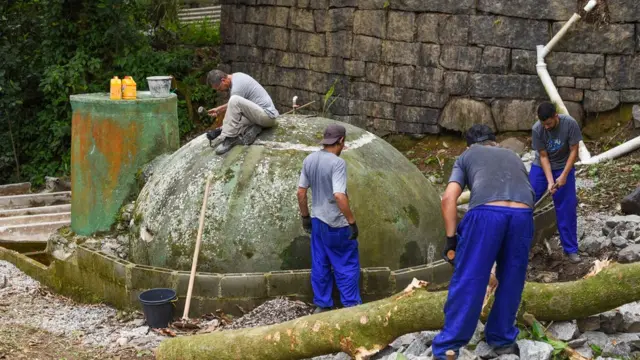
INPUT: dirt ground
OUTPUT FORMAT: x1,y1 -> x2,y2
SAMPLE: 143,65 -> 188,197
0,325 -> 154,360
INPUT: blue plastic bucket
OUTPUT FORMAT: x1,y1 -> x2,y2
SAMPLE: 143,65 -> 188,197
138,288 -> 177,328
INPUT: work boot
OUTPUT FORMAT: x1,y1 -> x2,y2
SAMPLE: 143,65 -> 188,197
313,306 -> 331,314
206,128 -> 222,148
215,136 -> 240,155
567,253 -> 582,264
241,124 -> 263,145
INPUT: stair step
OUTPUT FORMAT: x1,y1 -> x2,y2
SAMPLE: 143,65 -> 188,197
0,212 -> 71,226
0,204 -> 71,218
0,183 -> 31,196
0,191 -> 71,210
0,221 -> 70,242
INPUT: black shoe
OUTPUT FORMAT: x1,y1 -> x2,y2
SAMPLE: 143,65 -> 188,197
206,128 -> 222,148
241,125 -> 263,145
313,306 -> 331,314
215,136 -> 240,155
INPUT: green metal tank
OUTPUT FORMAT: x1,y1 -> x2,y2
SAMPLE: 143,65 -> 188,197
70,91 -> 179,235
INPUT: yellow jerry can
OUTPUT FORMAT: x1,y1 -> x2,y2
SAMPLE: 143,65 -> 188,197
110,76 -> 122,100
122,76 -> 137,100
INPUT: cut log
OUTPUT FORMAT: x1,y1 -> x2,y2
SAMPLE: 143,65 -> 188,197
156,262 -> 640,360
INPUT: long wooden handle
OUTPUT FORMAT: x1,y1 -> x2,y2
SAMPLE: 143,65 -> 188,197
182,175 -> 213,320
282,101 -> 316,115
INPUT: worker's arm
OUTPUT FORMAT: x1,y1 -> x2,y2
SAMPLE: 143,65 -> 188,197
208,103 -> 228,117
297,165 -> 312,233
297,187 -> 310,217
333,160 -> 358,240
557,119 -> 582,188
441,182 -> 463,237
334,193 -> 355,224
539,150 -> 557,194
557,144 -> 578,187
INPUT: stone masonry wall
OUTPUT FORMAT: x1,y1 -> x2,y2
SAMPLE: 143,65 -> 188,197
218,0 -> 640,134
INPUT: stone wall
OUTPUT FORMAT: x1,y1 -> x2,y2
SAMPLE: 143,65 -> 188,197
218,0 -> 640,134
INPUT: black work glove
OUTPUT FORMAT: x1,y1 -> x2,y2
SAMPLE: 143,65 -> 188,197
441,235 -> 457,266
206,128 -> 222,147
348,222 -> 359,240
301,215 -> 312,234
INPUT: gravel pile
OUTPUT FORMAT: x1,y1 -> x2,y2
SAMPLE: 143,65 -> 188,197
0,260 -> 163,351
225,297 -> 314,330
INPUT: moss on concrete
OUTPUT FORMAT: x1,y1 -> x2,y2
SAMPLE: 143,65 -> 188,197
130,116 -> 445,273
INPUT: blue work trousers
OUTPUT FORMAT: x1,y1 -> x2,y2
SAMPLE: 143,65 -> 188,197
529,165 -> 578,254
432,205 -> 534,359
311,218 -> 362,308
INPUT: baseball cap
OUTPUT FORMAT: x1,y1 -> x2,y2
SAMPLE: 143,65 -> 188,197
465,124 -> 496,146
319,124 -> 346,145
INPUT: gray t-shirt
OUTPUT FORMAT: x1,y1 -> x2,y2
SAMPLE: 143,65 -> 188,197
230,72 -> 279,118
532,114 -> 582,170
449,145 -> 535,210
298,150 -> 349,228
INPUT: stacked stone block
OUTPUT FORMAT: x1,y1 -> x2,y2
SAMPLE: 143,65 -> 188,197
220,0 -> 640,134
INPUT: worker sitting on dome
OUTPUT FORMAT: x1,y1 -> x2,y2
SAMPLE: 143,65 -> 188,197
206,69 -> 279,155
432,124 -> 535,359
297,124 -> 361,314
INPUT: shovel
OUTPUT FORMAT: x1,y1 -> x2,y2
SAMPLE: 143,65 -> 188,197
172,175 -> 213,329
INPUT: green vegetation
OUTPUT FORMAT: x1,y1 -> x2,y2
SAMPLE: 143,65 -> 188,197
0,0 -> 221,186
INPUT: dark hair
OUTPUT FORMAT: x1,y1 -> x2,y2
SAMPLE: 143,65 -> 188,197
207,69 -> 227,87
465,124 -> 496,146
537,102 -> 557,122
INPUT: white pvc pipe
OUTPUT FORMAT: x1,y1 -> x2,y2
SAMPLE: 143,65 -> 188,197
542,13 -> 581,58
577,136 -> 640,165
584,0 -> 598,12
535,1 -> 599,162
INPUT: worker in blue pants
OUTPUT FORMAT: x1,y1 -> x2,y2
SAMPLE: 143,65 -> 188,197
433,125 -> 535,359
310,218 -> 361,309
297,124 -> 361,313
529,102 -> 582,264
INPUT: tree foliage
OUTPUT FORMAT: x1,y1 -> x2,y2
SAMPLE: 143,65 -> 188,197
0,0 -> 220,185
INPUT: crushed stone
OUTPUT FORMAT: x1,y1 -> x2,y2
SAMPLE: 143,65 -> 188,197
0,260 -> 163,352
224,297 -> 314,330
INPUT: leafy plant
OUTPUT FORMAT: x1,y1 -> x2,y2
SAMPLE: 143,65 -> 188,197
322,79 -> 340,118
590,344 -> 603,358
529,318 -> 569,359
0,0 -> 220,185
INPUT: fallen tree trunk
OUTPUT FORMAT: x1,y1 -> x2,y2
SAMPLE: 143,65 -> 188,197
156,262 -> 640,360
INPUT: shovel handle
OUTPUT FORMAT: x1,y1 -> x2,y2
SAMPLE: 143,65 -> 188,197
182,175 -> 213,320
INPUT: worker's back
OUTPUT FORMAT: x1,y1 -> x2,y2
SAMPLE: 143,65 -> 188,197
230,72 -> 279,118
299,150 -> 349,228
450,145 -> 535,209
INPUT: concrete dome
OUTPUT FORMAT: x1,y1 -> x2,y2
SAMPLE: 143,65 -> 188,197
129,116 -> 445,273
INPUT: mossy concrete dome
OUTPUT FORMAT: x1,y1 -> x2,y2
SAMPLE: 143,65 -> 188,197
130,116 -> 445,273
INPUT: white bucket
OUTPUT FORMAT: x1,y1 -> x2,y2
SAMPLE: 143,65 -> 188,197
146,76 -> 173,97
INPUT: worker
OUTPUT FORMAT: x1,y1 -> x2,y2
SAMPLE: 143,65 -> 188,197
206,69 -> 279,155
432,124 -> 535,359
296,124 -> 361,314
529,102 -> 583,264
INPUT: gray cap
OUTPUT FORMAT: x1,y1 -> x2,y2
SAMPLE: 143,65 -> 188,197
319,124 -> 346,145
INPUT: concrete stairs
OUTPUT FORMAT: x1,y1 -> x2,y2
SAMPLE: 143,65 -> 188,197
0,183 -> 71,244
